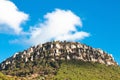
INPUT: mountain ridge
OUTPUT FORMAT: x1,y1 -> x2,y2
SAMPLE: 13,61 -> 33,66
0,41 -> 118,79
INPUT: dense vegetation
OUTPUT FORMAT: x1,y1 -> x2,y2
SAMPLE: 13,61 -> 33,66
52,60 -> 120,80
0,60 -> 120,80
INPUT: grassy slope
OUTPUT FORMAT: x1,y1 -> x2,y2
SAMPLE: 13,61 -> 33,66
52,61 -> 120,80
1,60 -> 120,80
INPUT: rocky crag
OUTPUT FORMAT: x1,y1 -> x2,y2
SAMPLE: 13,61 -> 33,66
0,41 -> 117,77
0,41 -> 117,70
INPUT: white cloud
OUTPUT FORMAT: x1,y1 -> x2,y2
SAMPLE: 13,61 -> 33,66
26,9 -> 90,45
0,0 -> 29,34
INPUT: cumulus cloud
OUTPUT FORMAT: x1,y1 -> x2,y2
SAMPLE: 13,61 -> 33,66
0,0 -> 29,34
27,9 -> 90,45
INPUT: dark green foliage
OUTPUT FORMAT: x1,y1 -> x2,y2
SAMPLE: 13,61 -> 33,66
1,55 -> 59,78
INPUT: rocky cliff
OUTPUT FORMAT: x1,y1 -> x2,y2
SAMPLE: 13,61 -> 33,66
0,41 -> 117,71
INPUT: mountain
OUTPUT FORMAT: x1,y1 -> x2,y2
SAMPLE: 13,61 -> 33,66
0,41 -> 119,80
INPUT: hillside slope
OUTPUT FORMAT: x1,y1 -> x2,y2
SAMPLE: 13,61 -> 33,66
0,61 -> 119,80
0,41 -> 119,80
53,60 -> 120,80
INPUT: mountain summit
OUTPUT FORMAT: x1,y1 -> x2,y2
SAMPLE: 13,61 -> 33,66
0,41 -> 118,79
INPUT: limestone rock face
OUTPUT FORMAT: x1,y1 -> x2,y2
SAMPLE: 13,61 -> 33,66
0,41 -> 117,70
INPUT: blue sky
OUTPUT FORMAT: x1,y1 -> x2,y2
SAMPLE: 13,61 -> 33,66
0,0 -> 120,65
